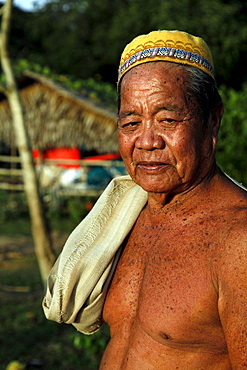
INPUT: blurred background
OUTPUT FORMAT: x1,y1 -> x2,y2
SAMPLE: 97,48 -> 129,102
0,0 -> 246,368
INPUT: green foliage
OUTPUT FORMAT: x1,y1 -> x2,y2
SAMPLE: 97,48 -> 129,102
217,84 -> 247,187
62,76 -> 117,110
0,261 -> 109,369
66,196 -> 94,223
0,257 -> 42,290
13,59 -> 53,78
11,0 -> 247,89
71,324 -> 110,367
0,190 -> 30,230
10,58 -> 117,110
0,189 -> 98,236
0,198 -> 109,369
45,194 -> 98,230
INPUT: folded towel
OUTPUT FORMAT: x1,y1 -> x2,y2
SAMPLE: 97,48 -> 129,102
42,175 -> 147,334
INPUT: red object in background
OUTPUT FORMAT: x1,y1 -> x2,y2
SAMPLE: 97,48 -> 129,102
85,202 -> 93,211
32,148 -> 122,168
83,153 -> 121,161
32,149 -> 43,160
32,147 -> 81,168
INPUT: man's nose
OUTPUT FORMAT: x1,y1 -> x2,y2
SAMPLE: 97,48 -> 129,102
135,122 -> 165,150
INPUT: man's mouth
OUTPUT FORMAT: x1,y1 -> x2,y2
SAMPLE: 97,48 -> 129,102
136,162 -> 168,173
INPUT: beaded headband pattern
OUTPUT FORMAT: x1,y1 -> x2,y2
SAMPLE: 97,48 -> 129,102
118,30 -> 214,83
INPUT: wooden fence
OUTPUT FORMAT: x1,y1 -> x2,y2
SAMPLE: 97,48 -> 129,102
0,155 -> 126,196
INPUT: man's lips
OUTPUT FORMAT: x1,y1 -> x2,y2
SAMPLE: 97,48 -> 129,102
136,161 -> 169,172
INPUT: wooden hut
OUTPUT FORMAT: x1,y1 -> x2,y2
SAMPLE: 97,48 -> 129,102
0,70 -> 119,156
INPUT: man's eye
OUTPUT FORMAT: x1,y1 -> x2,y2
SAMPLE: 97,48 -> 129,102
161,118 -> 175,124
160,118 -> 178,128
126,122 -> 139,126
119,121 -> 140,130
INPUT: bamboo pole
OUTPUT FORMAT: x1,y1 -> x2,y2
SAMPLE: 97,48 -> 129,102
0,0 -> 56,285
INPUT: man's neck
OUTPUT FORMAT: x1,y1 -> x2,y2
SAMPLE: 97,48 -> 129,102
146,164 -> 219,216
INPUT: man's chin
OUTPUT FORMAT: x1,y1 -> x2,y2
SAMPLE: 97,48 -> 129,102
132,177 -> 175,194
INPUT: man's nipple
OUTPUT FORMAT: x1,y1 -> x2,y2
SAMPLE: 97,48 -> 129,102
160,332 -> 172,340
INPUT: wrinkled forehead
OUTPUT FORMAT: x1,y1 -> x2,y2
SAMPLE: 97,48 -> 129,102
120,61 -> 189,91
118,61 -> 202,116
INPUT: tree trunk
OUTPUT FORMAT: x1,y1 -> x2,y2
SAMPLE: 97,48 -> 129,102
0,0 -> 56,286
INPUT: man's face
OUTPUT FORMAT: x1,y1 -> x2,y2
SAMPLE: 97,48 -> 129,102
118,62 -> 217,195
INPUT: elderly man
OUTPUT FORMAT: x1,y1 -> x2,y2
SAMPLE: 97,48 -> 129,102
43,30 -> 247,369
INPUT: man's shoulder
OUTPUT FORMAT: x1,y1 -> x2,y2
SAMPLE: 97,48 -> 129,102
218,178 -> 247,238
215,186 -> 247,284
216,183 -> 247,260
213,171 -> 247,207
209,173 -> 247,253
223,172 -> 247,194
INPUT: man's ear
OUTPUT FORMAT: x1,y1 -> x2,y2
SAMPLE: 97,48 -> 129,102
211,101 -> 224,144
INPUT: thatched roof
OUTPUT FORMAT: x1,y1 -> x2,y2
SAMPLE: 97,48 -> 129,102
0,71 -> 119,153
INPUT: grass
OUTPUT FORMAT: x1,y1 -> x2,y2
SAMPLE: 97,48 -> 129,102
0,254 -> 110,370
0,190 -> 110,369
0,249 -> 110,370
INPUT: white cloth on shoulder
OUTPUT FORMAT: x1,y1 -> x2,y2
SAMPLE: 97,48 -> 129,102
42,175 -> 147,334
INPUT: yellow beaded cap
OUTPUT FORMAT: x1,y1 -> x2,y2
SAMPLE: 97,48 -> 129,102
118,30 -> 214,83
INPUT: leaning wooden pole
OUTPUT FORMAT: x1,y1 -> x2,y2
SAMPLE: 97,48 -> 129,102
0,0 -> 55,286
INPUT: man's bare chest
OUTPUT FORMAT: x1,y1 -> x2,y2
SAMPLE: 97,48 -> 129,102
103,215 -> 225,348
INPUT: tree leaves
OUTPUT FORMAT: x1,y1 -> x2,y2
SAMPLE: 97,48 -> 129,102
217,85 -> 247,186
10,0 -> 247,89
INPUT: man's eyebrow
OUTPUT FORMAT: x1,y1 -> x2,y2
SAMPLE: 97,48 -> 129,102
118,105 -> 180,119
118,110 -> 139,119
155,105 -> 179,113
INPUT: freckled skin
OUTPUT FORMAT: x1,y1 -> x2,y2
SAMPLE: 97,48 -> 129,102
100,62 -> 247,369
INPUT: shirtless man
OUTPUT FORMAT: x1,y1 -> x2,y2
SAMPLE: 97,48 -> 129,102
100,32 -> 247,368
43,30 -> 247,369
